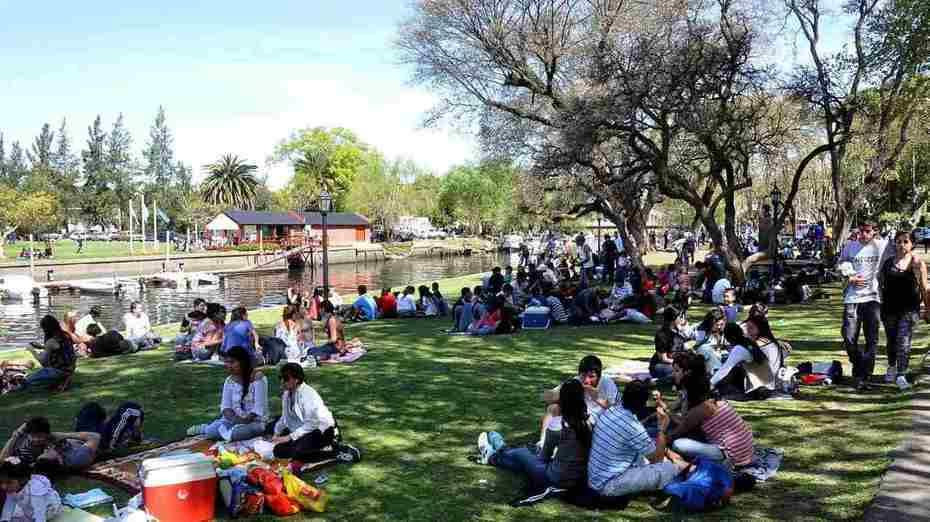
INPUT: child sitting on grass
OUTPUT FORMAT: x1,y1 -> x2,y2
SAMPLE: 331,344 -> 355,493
0,457 -> 62,522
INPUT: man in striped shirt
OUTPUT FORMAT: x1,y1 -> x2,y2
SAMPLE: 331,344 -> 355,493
545,291 -> 570,324
587,381 -> 687,497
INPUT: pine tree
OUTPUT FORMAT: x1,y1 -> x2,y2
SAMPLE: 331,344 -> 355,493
53,118 -> 79,181
7,141 -> 27,187
27,123 -> 55,170
106,113 -> 133,175
81,116 -> 110,224
0,133 -> 7,185
143,106 -> 174,189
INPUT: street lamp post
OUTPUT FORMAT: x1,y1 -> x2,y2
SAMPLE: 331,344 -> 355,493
319,191 -> 333,301
770,185 -> 782,257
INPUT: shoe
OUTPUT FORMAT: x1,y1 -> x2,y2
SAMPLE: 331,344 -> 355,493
856,380 -> 872,392
487,431 -> 505,453
336,443 -> 362,463
186,424 -> 206,436
897,376 -> 912,391
477,432 -> 496,465
885,365 -> 898,383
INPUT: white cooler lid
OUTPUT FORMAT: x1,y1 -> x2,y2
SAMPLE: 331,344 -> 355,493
141,452 -> 212,471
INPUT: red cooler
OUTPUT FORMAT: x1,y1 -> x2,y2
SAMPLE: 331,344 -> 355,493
141,453 -> 217,522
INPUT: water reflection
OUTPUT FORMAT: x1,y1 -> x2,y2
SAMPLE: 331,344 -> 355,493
0,254 -> 499,349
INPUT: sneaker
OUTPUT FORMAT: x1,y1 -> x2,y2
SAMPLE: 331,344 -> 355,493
885,365 -> 898,383
186,424 -> 206,436
487,431 -> 506,453
477,432 -> 496,465
897,375 -> 912,391
856,380 -> 872,392
336,444 -> 362,463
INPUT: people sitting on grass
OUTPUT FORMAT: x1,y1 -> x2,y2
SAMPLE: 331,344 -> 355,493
431,282 -> 449,317
661,353 -> 755,469
187,304 -> 226,361
711,317 -> 788,398
222,307 -> 260,360
650,306 -> 694,383
546,287 -> 571,325
377,287 -> 398,319
488,266 -> 506,294
694,308 -> 728,377
349,285 -> 378,322
587,380 -> 689,498
539,355 -> 617,454
74,305 -> 104,339
418,285 -> 439,317
15,316 -> 76,393
275,305 -> 304,362
0,417 -> 100,474
477,379 -> 592,494
721,288 -> 741,323
0,457 -> 63,522
397,286 -> 417,318
84,324 -> 135,358
304,288 -> 322,321
452,287 -> 476,332
61,311 -> 94,358
310,301 -> 363,361
175,298 -> 208,347
468,296 -> 503,336
122,302 -> 161,351
188,346 -> 268,442
571,287 -> 607,325
270,363 -> 360,465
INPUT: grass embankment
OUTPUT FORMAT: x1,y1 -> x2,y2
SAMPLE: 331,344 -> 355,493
0,275 -> 918,520
2,240 -> 177,262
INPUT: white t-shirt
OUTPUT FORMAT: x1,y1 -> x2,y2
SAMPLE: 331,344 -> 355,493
839,239 -> 890,304
220,375 -> 269,422
74,314 -> 102,336
711,279 -> 733,305
397,294 -> 417,313
123,312 -> 152,338
583,375 -> 619,419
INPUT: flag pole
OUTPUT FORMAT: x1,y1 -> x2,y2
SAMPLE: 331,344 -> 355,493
141,193 -> 146,251
153,200 -> 158,250
129,199 -> 134,255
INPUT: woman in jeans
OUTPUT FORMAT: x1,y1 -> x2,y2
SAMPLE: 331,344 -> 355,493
17,315 -> 76,392
880,229 -> 930,390
188,346 -> 268,441
477,379 -> 592,492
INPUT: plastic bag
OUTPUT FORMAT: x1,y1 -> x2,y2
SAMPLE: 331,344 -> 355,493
247,467 -> 285,495
264,492 -> 300,516
282,469 -> 329,513
219,474 -> 264,518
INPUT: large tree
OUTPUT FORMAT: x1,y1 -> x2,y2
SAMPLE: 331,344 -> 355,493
784,0 -> 930,250
201,154 -> 260,209
81,115 -> 111,224
0,185 -> 59,257
143,106 -> 175,201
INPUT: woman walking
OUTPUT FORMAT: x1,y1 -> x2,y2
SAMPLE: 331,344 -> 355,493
880,230 -> 930,390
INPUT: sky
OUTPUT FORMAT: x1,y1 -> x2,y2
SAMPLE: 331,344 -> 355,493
0,1 -> 475,188
0,1 -> 853,189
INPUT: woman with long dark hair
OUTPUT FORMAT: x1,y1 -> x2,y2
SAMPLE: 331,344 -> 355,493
16,315 -> 76,391
478,379 -> 592,491
711,317 -> 787,396
879,229 -> 930,390
187,346 -> 268,441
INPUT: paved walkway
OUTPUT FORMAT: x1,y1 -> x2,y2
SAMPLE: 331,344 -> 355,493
864,377 -> 930,521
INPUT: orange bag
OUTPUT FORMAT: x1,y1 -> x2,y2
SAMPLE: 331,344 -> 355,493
247,467 -> 285,496
264,492 -> 300,516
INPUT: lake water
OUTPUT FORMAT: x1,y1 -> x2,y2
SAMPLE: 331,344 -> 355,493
0,254 -> 503,349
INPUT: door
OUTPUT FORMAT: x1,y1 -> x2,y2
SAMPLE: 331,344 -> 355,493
356,227 -> 366,241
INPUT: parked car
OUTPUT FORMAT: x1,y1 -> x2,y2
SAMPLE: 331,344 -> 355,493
39,232 -> 62,241
913,227 -> 930,243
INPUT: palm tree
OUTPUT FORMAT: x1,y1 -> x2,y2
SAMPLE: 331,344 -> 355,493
201,154 -> 260,209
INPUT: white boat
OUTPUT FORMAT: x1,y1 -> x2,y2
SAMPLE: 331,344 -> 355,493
0,275 -> 47,300
193,272 -> 220,286
147,271 -> 219,289
71,280 -> 122,295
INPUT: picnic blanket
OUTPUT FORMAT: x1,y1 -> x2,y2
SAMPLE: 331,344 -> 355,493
604,361 -> 653,384
82,435 -> 212,493
176,358 -> 225,367
320,349 -> 367,365
740,447 -> 784,482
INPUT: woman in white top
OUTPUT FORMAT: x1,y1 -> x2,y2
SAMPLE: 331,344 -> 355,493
123,301 -> 161,351
711,317 -> 785,396
275,304 -> 304,362
188,346 -> 268,441
397,286 -> 417,317
271,363 -> 359,463
0,458 -> 62,522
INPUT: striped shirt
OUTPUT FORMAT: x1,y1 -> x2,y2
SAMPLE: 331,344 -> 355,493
546,296 -> 570,323
587,407 -> 654,492
702,401 -> 754,466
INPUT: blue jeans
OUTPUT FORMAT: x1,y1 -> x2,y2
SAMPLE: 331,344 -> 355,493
843,301 -> 881,380
672,438 -> 725,462
204,418 -> 266,442
884,312 -> 917,373
23,367 -> 67,388
492,447 -> 557,489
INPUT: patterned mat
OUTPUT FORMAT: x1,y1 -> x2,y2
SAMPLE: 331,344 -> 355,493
82,435 -> 212,493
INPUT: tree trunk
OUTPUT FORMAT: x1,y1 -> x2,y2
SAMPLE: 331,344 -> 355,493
700,210 -> 747,285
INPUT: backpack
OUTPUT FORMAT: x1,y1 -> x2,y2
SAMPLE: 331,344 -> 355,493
258,336 -> 286,366
662,458 -> 734,512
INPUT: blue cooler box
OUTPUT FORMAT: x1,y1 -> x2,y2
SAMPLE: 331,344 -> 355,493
522,306 -> 551,329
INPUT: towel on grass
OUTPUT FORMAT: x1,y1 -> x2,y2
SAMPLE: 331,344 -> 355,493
320,349 -> 367,364
604,361 -> 653,384
62,488 -> 112,508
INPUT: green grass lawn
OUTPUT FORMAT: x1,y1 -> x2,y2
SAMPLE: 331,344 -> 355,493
2,239 -> 176,262
0,280 -> 918,521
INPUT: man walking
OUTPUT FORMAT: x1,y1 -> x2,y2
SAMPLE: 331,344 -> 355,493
838,222 -> 890,391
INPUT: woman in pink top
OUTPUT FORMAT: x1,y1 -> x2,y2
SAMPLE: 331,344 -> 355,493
662,353 -> 754,468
